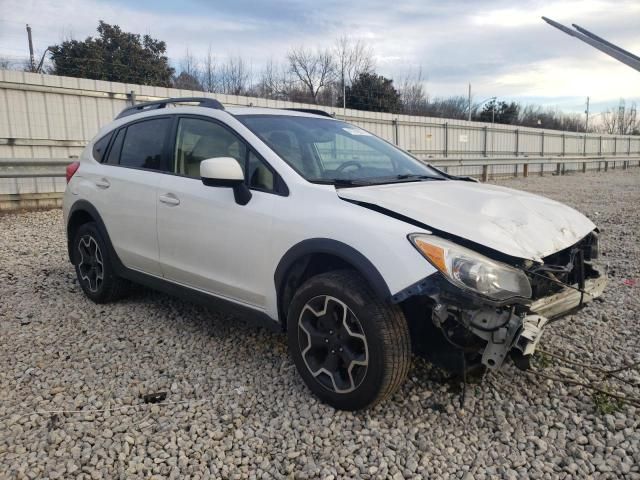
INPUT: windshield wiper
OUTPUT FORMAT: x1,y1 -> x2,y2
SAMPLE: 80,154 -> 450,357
312,174 -> 444,187
311,178 -> 373,187
392,174 -> 445,181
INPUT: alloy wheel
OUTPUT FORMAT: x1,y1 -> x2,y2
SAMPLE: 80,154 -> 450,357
77,235 -> 104,292
297,295 -> 369,393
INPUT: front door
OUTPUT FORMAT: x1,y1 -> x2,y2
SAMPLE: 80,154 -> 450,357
156,116 -> 282,309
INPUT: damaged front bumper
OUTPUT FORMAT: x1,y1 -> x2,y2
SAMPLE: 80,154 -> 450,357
426,264 -> 608,371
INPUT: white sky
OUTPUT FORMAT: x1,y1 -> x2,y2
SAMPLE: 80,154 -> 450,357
1,0 -> 638,114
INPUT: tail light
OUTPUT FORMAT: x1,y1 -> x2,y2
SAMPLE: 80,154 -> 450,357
66,161 -> 80,183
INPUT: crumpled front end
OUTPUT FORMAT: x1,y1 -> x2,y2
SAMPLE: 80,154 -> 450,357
402,231 -> 607,371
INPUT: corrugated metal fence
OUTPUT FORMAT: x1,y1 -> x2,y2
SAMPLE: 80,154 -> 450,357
1,69 -> 639,210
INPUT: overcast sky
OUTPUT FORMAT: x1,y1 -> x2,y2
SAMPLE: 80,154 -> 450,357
1,0 -> 639,114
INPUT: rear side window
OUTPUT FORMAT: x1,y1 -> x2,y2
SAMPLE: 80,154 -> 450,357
119,118 -> 171,170
92,132 -> 113,162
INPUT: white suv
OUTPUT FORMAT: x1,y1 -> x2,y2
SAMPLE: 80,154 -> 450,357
64,98 -> 607,410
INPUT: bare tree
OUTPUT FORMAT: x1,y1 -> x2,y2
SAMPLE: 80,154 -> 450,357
287,46 -> 335,103
398,67 -> 428,114
201,44 -> 218,93
334,35 -> 374,106
219,56 -> 250,95
174,71 -> 203,90
256,59 -> 294,99
600,100 -> 638,135
174,49 -> 203,91
179,49 -> 200,82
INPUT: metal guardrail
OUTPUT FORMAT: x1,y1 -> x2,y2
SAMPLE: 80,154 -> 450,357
0,158 -> 71,178
1,156 -> 639,211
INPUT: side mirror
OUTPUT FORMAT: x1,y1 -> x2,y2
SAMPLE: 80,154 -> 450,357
200,157 -> 252,205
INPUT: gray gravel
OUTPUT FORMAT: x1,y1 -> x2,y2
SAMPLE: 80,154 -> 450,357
1,168 -> 639,479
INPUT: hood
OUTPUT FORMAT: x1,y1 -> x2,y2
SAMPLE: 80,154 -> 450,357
338,180 -> 596,262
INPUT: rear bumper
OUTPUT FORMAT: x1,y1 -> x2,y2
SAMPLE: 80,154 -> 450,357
529,265 -> 608,319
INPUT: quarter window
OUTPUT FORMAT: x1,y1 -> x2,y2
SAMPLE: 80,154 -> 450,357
92,132 -> 113,162
247,151 -> 275,191
105,129 -> 125,165
119,118 -> 171,170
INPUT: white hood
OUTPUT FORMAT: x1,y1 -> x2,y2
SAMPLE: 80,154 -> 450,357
338,180 -> 596,262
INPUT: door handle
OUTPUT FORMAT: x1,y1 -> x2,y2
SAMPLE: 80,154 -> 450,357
159,193 -> 180,206
95,178 -> 110,189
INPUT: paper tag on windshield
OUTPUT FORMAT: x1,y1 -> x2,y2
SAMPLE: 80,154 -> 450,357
343,127 -> 372,136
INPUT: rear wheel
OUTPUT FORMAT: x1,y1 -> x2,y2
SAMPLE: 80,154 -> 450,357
287,270 -> 411,410
73,222 -> 128,303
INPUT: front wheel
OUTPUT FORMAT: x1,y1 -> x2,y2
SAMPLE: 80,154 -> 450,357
287,270 -> 411,410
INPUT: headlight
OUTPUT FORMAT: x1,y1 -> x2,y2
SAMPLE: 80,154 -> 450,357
409,234 -> 532,301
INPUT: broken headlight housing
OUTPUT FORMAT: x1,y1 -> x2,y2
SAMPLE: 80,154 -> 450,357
409,234 -> 532,301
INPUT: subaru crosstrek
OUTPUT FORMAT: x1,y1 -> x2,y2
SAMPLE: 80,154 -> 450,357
64,97 -> 607,410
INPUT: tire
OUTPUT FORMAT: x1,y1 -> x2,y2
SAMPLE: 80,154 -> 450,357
72,222 -> 128,303
287,270 -> 411,410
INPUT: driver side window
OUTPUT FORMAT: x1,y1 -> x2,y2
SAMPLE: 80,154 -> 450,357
174,118 -> 246,178
173,117 -> 282,195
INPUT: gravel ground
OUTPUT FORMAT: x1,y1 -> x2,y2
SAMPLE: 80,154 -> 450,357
1,169 -> 639,480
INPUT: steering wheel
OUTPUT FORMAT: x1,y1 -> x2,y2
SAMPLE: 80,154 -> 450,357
336,161 -> 363,173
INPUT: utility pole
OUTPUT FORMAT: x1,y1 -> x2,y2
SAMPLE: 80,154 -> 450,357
585,96 -> 590,133
26,24 -> 35,72
468,83 -> 472,122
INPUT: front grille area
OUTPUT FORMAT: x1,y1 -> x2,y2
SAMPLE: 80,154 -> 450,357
527,232 -> 600,300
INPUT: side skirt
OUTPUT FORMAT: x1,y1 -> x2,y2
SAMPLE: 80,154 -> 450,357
117,266 -> 282,333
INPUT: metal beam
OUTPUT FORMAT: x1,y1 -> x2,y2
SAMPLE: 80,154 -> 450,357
542,17 -> 640,72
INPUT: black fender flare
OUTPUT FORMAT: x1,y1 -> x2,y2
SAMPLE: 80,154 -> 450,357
66,200 -> 122,271
274,238 -> 392,318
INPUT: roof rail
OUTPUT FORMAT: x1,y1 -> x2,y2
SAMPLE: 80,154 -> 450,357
284,108 -> 335,118
116,97 -> 225,119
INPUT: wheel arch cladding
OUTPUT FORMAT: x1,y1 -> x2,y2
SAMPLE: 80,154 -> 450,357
274,238 -> 392,325
66,200 -> 114,264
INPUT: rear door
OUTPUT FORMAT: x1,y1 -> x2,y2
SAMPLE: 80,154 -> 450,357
90,116 -> 173,276
156,115 -> 285,308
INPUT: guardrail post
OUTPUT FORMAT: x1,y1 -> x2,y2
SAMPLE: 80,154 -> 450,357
127,90 -> 136,106
481,164 -> 488,182
582,161 -> 587,173
561,133 -> 565,156
392,119 -> 398,145
444,122 -> 448,157
605,161 -> 608,172
541,131 -> 545,156
583,134 -> 587,156
523,163 -> 528,177
623,160 -> 628,170
614,137 -> 617,156
514,164 -> 518,177
540,163 -> 544,177
483,126 -> 488,157
515,129 -> 519,157
556,162 -> 561,175
599,136 -> 602,155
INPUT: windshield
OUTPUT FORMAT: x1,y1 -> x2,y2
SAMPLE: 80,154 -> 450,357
236,115 -> 445,185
